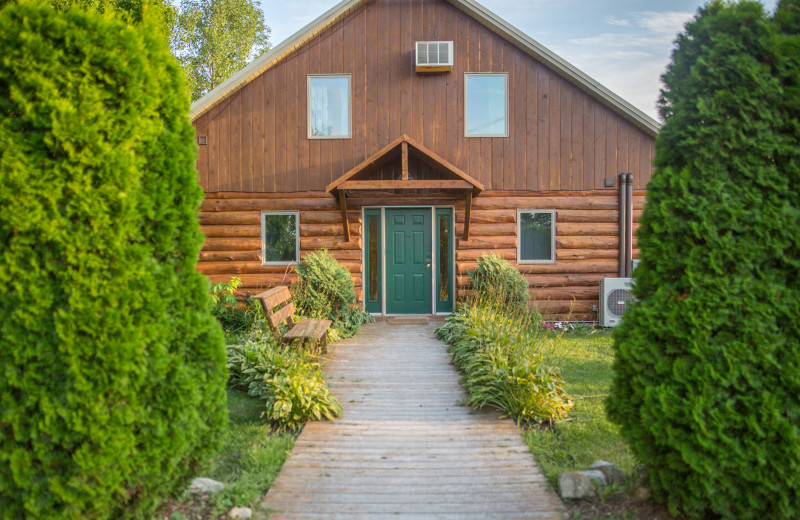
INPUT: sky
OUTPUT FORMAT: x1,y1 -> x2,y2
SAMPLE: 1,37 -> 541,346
258,0 -> 780,121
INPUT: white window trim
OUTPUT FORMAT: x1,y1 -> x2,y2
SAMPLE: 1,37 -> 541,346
464,72 -> 509,138
517,209 -> 556,264
261,210 -> 300,265
307,74 -> 352,139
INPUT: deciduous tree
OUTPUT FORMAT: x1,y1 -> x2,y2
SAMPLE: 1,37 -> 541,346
172,0 -> 270,100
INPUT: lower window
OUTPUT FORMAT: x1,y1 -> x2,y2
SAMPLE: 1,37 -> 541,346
261,211 -> 299,264
518,209 -> 555,264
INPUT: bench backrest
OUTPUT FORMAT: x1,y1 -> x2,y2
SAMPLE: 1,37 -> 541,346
254,286 -> 295,337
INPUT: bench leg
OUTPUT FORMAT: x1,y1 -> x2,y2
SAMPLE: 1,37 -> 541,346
320,333 -> 328,354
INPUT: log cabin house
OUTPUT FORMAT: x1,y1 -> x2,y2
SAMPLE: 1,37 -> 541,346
190,0 -> 660,321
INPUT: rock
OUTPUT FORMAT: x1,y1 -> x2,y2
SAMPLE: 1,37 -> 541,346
557,470 -> 606,499
228,507 -> 253,519
633,486 -> 652,501
589,459 -> 626,485
188,477 -> 225,494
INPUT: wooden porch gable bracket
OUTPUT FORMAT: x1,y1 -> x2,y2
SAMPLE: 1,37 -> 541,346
326,134 -> 484,241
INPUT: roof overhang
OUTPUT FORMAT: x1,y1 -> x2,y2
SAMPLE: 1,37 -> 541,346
189,0 -> 661,137
327,134 -> 482,242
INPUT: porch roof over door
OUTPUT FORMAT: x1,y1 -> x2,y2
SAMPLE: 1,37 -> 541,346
325,134 -> 484,242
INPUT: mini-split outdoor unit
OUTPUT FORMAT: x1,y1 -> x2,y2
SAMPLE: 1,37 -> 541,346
599,277 -> 635,328
415,41 -> 453,73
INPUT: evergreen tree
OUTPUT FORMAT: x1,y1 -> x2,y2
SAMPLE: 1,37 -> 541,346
606,2 -> 800,518
0,3 -> 227,518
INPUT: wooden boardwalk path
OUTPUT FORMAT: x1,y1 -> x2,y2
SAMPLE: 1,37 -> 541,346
259,319 -> 565,520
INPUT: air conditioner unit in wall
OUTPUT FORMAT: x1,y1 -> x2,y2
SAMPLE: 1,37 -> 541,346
599,277 -> 635,327
416,41 -> 453,73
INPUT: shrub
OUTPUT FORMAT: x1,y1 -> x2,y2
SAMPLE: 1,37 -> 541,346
0,5 -> 227,519
210,277 -> 263,335
468,254 -> 529,313
292,249 -> 372,337
607,2 -> 800,519
435,300 -> 572,426
227,332 -> 342,431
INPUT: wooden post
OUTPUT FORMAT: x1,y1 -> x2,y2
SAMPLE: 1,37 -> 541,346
338,190 -> 350,242
463,191 -> 472,241
401,141 -> 409,181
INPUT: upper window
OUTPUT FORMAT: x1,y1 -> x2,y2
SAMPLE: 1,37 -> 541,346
308,75 -> 351,139
465,73 -> 507,137
518,210 -> 555,264
261,211 -> 299,264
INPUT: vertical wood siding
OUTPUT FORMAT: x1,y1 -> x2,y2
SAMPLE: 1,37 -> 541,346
193,0 -> 655,194
197,190 -> 646,321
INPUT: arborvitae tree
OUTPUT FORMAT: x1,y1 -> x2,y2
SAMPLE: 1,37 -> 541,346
606,2 -> 800,519
0,3 -> 227,519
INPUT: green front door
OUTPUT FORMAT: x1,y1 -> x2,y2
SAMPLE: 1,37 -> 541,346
386,208 -> 432,314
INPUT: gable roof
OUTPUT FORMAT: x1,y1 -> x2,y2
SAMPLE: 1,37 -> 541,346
189,0 -> 661,137
326,134 -> 485,194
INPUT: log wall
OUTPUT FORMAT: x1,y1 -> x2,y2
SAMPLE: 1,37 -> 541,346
198,189 -> 644,322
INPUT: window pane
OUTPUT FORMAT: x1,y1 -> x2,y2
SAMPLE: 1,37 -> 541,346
466,75 -> 506,136
439,216 -> 449,301
520,212 -> 552,261
368,216 -> 379,302
264,214 -> 297,262
310,76 -> 349,137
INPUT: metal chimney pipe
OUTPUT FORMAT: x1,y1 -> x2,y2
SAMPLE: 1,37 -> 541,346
618,173 -> 627,277
625,173 -> 634,277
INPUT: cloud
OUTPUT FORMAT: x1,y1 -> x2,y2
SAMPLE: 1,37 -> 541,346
635,11 -> 695,36
606,15 -> 630,27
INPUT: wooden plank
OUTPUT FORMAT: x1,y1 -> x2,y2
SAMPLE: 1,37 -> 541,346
401,141 -> 408,180
260,321 -> 565,519
269,301 -> 295,329
560,84 -> 571,190
463,191 -> 472,241
339,190 -> 350,242
583,96 -> 594,190
548,72 -> 560,190
537,68 -> 549,191
339,179 -> 472,190
571,86 -> 584,190
254,286 -> 292,310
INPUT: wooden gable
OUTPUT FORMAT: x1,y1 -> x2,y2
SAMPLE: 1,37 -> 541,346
194,0 -> 656,194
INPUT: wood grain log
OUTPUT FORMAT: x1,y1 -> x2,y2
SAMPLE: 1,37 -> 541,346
205,191 -> 329,199
301,223 -> 362,237
555,209 -> 618,223
299,211 -> 362,224
198,262 -> 362,275
203,237 -> 261,251
473,196 -> 617,211
456,248 -> 517,261
469,210 -> 516,224
556,249 -> 618,260
457,259 -> 618,275
557,223 -> 618,237
454,222 -> 517,237
199,212 -> 261,225
530,286 -> 600,301
300,237 -> 362,250
556,236 -> 619,249
199,250 -> 262,262
525,273 -> 610,287
201,225 -> 260,238
457,237 -> 516,249
201,197 -> 336,212
209,274 -> 363,288
531,300 -> 595,315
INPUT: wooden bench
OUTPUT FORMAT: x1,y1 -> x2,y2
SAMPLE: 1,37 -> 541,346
254,286 -> 332,352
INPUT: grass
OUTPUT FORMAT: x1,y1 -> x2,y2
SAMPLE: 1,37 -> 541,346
204,389 -> 297,514
525,329 -> 636,486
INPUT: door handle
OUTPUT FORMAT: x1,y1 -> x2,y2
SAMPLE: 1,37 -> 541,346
426,264 -> 431,269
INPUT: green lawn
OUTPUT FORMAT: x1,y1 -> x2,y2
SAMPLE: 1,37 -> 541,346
525,329 -> 636,486
204,389 -> 296,515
